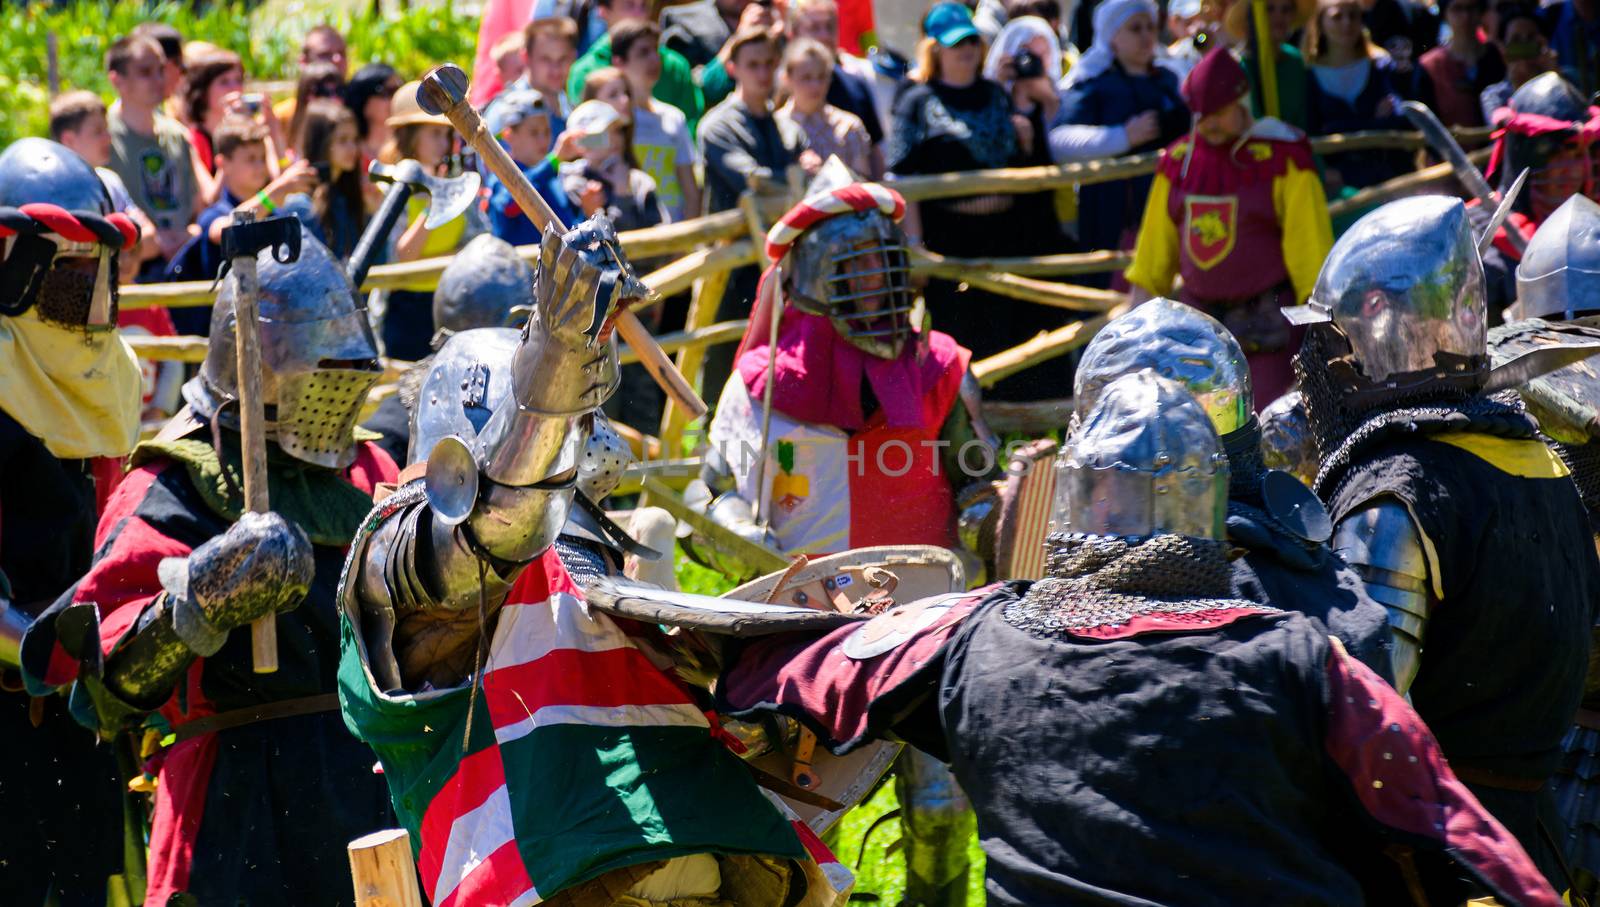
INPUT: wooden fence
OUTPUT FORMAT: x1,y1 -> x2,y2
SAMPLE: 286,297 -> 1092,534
124,125 -> 1494,462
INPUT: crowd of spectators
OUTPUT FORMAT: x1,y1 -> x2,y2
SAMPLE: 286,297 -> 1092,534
44,0 -> 1592,422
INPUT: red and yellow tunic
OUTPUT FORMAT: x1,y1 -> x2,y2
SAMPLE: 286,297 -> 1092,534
1125,120 -> 1332,308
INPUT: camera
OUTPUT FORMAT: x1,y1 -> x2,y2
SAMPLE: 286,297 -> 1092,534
241,92 -> 265,115
1013,49 -> 1044,80
313,162 -> 332,184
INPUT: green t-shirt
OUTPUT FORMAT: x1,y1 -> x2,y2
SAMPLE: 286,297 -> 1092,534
108,106 -> 197,232
568,35 -> 706,136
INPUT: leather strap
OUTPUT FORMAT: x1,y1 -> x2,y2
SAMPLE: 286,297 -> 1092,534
170,693 -> 341,744
743,761 -> 845,812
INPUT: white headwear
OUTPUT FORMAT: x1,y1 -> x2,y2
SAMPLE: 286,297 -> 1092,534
983,16 -> 1065,87
1060,0 -> 1159,88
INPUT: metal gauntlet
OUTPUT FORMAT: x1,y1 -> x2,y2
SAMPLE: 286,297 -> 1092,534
105,511 -> 313,706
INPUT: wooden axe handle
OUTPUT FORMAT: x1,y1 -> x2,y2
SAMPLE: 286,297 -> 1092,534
230,249 -> 278,674
435,89 -> 708,420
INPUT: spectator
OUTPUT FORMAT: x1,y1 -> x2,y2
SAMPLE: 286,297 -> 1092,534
529,0 -> 611,53
699,27 -> 813,215
1303,0 -> 1412,193
569,11 -> 706,137
1051,0 -> 1188,277
1481,5 -> 1553,120
699,25 -> 815,403
49,90 -> 161,276
1417,0 -> 1506,126
612,19 -> 702,221
183,49 -> 287,207
380,82 -> 484,361
296,99 -> 369,261
194,116 -> 316,282
285,61 -> 345,154
485,89 -> 580,244
273,24 -> 349,125
1224,0 -> 1317,131
778,38 -> 875,177
105,34 -> 199,266
972,0 -> 1011,40
343,62 -> 401,168
1364,0 -> 1440,72
1539,0 -> 1600,95
892,3 -> 1069,400
504,17 -> 580,122
492,31 -> 527,91
985,15 -> 1064,143
1165,0 -> 1210,80
696,0 -> 787,108
131,22 -> 185,112
662,0 -> 752,68
787,0 -> 887,174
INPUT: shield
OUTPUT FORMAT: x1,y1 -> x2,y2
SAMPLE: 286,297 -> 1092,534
1184,195 -> 1238,270
1489,318 -> 1600,445
992,439 -> 1059,580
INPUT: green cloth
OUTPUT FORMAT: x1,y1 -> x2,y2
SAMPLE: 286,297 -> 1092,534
700,57 -> 733,109
568,35 -> 706,136
131,434 -> 377,546
1242,44 -> 1312,133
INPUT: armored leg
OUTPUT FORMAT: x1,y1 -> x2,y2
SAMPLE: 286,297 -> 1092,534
893,747 -> 974,907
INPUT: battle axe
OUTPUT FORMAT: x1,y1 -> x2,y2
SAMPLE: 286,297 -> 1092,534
219,211 -> 302,674
347,159 -> 480,290
417,63 -> 709,420
1401,100 -> 1528,256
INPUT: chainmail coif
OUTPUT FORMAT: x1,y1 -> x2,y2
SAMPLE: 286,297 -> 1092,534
1004,533 -> 1274,637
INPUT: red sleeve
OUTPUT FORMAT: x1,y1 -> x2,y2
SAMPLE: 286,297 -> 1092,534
1322,641 -> 1561,907
76,464 -> 195,658
719,591 -> 987,753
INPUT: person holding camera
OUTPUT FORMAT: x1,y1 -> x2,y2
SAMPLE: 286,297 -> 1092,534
1051,0 -> 1189,286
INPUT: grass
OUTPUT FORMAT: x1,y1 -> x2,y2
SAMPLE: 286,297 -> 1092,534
672,549 -> 987,905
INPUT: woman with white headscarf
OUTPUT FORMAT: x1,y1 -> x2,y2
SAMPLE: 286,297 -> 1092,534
1050,0 -> 1189,280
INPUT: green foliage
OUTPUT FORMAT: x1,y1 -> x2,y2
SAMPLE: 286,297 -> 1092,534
0,0 -> 477,147
831,781 -> 988,905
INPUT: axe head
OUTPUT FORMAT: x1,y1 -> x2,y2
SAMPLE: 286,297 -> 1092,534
369,159 -> 482,231
418,64 -> 471,117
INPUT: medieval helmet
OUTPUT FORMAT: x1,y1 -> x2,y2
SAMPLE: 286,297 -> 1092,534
767,158 -> 915,360
182,233 -> 383,469
1054,370 -> 1230,541
1498,72 -> 1598,217
1283,195 -> 1487,390
1515,194 -> 1600,321
0,138 -> 137,329
1073,298 -> 1253,438
431,234 -> 533,346
1258,390 -> 1318,486
410,326 -> 631,499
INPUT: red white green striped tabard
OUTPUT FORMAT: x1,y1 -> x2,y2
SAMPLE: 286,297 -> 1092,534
338,548 -> 812,906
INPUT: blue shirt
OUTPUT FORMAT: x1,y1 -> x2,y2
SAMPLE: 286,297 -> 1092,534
194,187 -> 242,280
488,153 -> 579,245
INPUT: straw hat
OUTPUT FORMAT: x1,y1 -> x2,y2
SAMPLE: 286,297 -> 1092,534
1223,0 -> 1316,41
386,80 -> 451,128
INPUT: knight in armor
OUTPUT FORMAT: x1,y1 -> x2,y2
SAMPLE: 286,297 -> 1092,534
1071,299 -> 1391,675
19,232 -> 400,904
1490,192 -> 1600,902
688,164 -> 992,907
337,216 -> 851,907
1480,71 -> 1600,314
1285,194 -> 1600,890
1123,46 -> 1333,404
716,370 -> 1561,906
0,137 -> 144,905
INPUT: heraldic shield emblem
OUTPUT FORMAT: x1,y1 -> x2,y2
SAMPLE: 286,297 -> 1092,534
1184,195 -> 1238,270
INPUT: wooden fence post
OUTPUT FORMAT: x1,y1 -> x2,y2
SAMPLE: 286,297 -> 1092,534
348,829 -> 424,907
